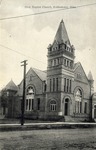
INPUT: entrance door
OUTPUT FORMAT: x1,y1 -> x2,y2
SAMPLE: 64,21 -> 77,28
94,105 -> 96,118
64,99 -> 69,116
2,106 -> 6,115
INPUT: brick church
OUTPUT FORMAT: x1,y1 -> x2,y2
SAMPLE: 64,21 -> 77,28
0,20 -> 96,122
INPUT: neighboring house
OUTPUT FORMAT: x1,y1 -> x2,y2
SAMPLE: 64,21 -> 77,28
0,80 -> 18,118
0,20 -> 96,122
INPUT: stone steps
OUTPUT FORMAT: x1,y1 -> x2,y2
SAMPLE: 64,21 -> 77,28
64,116 -> 74,122
0,115 -> 5,119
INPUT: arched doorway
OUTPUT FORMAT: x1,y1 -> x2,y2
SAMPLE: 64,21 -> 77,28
64,98 -> 69,116
94,105 -> 96,118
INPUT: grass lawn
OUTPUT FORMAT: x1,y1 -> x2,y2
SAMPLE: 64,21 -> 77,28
0,128 -> 96,150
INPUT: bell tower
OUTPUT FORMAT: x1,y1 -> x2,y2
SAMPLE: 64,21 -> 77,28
46,20 -> 75,117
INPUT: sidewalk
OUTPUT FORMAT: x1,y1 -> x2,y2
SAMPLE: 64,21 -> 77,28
0,122 -> 96,131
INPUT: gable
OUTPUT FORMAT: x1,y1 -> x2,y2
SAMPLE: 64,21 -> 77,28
74,63 -> 89,85
32,68 -> 46,81
17,68 -> 46,96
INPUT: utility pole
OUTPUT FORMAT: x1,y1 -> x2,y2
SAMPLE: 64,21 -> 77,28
21,60 -> 28,125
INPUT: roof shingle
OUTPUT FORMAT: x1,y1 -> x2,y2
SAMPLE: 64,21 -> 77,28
32,68 -> 46,81
4,80 -> 18,91
53,19 -> 71,45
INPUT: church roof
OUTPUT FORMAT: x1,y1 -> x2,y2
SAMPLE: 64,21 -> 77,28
88,71 -> 93,81
4,80 -> 18,91
53,19 -> 71,45
32,68 -> 47,81
74,62 -> 80,70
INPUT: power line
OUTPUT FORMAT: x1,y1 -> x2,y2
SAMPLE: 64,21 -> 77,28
0,44 -> 47,65
0,2 -> 96,20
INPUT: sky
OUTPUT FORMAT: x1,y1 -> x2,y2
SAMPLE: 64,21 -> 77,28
0,0 -> 96,91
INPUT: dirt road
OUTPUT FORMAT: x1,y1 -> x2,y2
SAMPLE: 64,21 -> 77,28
0,128 -> 96,150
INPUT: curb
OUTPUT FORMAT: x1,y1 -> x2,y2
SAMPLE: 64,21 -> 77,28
0,123 -> 96,131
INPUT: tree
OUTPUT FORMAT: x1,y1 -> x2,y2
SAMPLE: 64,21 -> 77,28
0,90 -> 8,115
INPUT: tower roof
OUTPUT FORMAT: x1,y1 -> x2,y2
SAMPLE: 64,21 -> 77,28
53,19 -> 71,45
88,71 -> 93,81
4,80 -> 18,91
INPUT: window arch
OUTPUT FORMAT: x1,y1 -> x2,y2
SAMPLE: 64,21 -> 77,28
27,86 -> 34,95
26,86 -> 35,111
75,89 -> 82,113
50,100 -> 57,111
75,89 -> 82,101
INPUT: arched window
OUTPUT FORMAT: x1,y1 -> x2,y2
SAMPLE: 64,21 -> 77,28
27,86 -> 34,95
26,86 -> 34,111
75,89 -> 82,113
50,100 -> 56,111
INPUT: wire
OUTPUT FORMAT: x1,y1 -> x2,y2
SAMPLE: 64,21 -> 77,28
0,44 -> 47,65
0,2 -> 96,20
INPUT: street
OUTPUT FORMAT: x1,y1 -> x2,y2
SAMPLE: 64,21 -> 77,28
0,128 -> 96,150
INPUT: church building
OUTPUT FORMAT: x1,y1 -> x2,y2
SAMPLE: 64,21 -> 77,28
0,20 -> 96,122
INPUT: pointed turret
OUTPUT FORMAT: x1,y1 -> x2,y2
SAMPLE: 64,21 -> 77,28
88,71 -> 93,81
53,19 -> 71,45
88,71 -> 94,94
48,19 -> 75,57
5,80 -> 18,91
